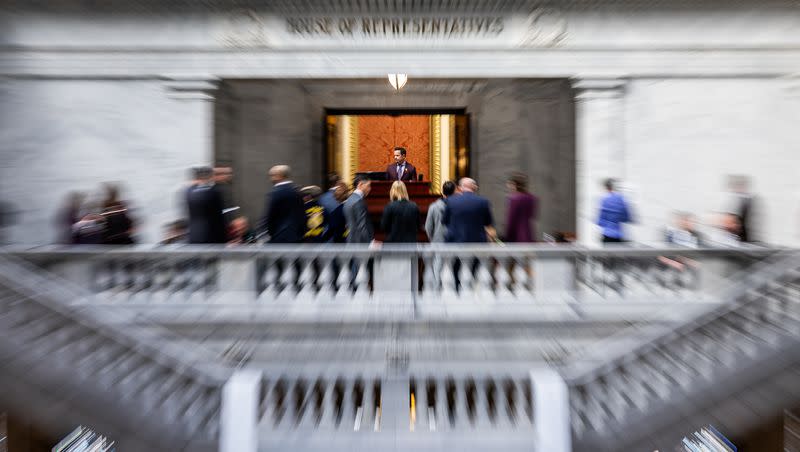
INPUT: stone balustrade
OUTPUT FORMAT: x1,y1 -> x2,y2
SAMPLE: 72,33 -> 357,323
4,244 -> 777,322
563,250 -> 800,450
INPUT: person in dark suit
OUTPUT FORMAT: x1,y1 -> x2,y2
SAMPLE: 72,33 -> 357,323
343,174 -> 374,244
186,166 -> 227,243
385,147 -> 418,182
443,178 -> 496,243
726,175 -> 758,243
319,173 -> 344,243
259,165 -> 306,244
381,181 -> 420,243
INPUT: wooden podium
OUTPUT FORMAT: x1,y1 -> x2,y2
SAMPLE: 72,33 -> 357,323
365,181 -> 441,242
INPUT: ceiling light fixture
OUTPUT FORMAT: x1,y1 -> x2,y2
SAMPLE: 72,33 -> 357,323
388,73 -> 408,91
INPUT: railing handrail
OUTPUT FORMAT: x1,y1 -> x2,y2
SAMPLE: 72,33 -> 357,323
0,250 -> 234,384
562,248 -> 800,384
1,243 -> 787,261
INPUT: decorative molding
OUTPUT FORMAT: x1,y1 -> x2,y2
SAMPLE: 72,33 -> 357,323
781,73 -> 800,98
518,8 -> 567,48
163,75 -> 220,101
3,50 -> 799,79
572,78 -> 628,100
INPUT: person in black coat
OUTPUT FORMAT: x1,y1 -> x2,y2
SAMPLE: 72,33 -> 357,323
260,165 -> 306,244
381,181 -> 420,243
443,178 -> 496,243
186,166 -> 227,244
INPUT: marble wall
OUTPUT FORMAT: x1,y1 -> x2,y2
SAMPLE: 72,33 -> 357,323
0,79 -> 210,244
622,78 -> 800,246
216,80 -> 315,228
475,79 -> 576,239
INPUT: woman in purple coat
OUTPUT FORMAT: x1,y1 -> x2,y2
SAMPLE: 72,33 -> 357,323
504,172 -> 538,243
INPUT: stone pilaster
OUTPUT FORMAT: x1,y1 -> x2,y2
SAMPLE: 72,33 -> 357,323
164,75 -> 220,165
572,78 -> 628,246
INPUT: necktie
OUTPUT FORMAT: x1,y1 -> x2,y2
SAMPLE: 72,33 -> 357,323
397,164 -> 403,180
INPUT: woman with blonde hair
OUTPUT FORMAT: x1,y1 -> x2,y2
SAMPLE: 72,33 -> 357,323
381,181 -> 420,243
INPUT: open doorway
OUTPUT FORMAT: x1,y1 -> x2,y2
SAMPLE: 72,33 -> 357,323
324,109 -> 470,194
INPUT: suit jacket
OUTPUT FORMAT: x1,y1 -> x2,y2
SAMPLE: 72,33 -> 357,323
425,198 -> 448,243
186,184 -> 227,244
318,189 -> 345,243
443,192 -> 494,243
505,191 -> 538,242
261,183 -> 306,243
386,162 -> 418,182
343,191 -> 373,243
381,200 -> 420,243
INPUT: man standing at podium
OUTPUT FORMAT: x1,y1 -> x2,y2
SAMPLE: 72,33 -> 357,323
386,147 -> 418,182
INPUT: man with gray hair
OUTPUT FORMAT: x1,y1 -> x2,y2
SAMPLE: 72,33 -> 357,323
443,177 -> 495,243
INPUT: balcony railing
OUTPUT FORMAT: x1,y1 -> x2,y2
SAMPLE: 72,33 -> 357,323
562,249 -> 800,450
7,244 -> 777,321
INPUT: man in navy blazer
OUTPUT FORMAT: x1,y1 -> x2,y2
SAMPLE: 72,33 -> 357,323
259,165 -> 306,243
443,178 -> 495,243
385,147 -> 418,182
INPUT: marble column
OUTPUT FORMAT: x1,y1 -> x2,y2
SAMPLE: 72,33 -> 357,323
157,76 -> 219,238
163,76 -> 219,165
572,78 -> 627,246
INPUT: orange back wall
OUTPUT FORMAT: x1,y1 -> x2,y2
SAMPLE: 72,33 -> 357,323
358,115 -> 430,181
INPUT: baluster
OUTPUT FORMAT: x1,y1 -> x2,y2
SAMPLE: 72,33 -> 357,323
258,261 -> 279,303
508,379 -> 525,426
335,257 -> 353,302
297,258 -> 317,303
150,263 -> 171,303
257,379 -> 272,428
277,258 -> 298,300
476,258 -> 494,303
513,257 -> 531,301
353,257 -> 370,302
639,356 -> 672,399
570,391 -> 587,437
295,380 -> 316,428
358,379 -> 373,432
422,256 -> 437,297
601,375 -> 629,423
93,262 -> 113,294
495,258 -> 513,301
458,257 -> 474,298
109,261 -> 131,303
520,378 -> 533,425
441,257 -> 458,303
338,379 -> 354,429
202,259 -> 217,292
582,382 -> 609,433
186,260 -> 211,303
617,368 -> 649,412
129,260 -> 150,304
455,379 -> 470,430
436,380 -> 449,432
474,378 -> 492,428
316,258 -> 335,303
415,379 -> 429,432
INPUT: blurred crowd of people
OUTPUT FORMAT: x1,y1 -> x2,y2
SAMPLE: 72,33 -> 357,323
56,183 -> 137,245
52,163 -> 761,248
